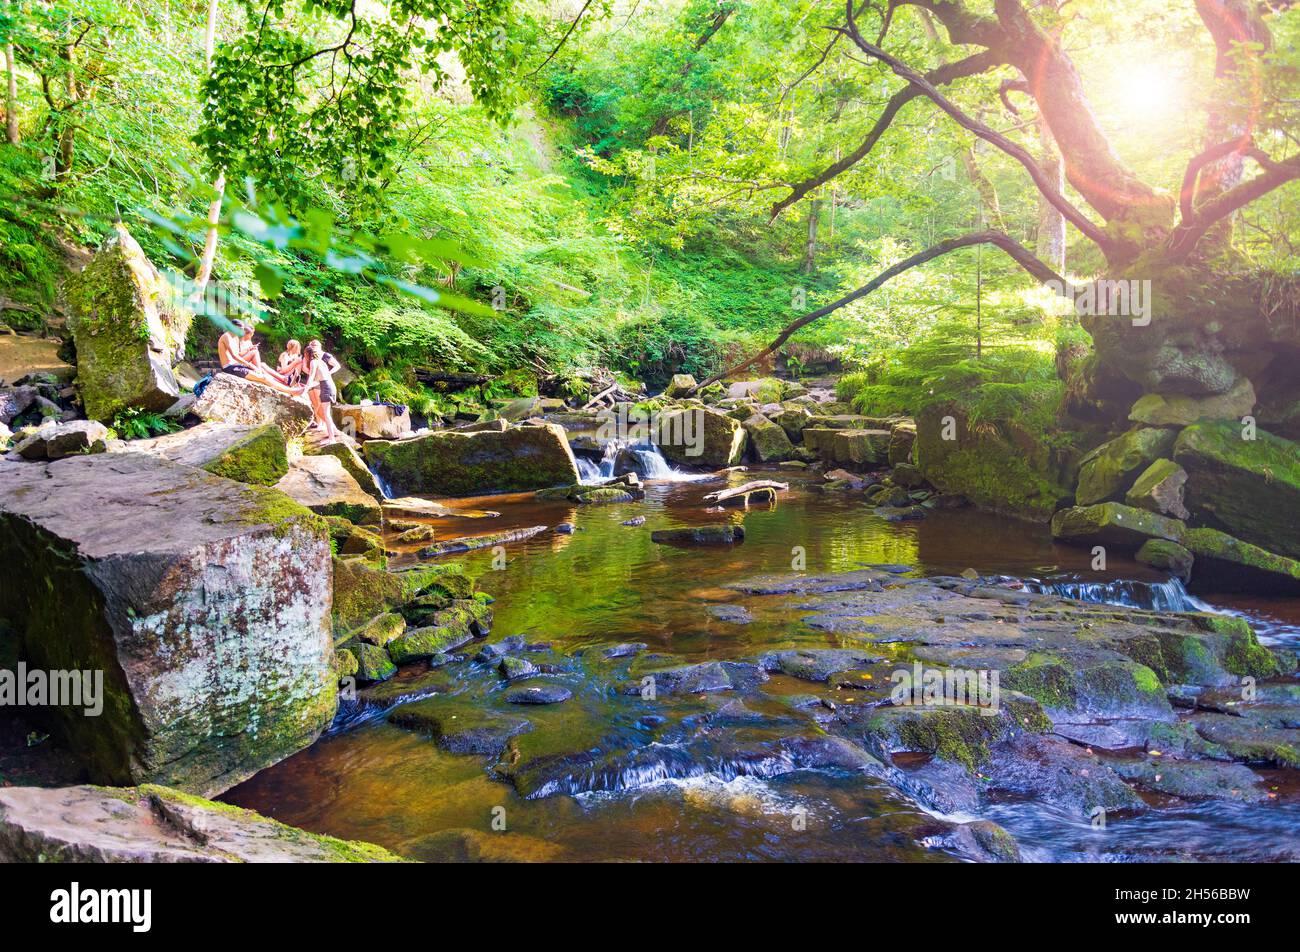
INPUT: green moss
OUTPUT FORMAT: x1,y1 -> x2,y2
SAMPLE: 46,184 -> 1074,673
202,425 -> 289,487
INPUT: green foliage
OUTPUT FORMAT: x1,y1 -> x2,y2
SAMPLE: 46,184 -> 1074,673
109,406 -> 180,441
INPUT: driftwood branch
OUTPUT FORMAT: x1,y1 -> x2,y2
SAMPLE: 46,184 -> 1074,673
691,229 -> 1067,391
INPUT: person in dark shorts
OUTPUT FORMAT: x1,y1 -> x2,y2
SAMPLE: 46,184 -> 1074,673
304,340 -> 342,443
216,320 -> 302,394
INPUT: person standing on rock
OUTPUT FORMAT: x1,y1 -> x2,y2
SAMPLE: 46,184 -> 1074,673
217,320 -> 305,396
304,339 -> 342,443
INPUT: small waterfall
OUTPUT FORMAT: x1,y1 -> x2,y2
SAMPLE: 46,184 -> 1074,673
575,439 -> 706,484
368,465 -> 394,500
1019,575 -> 1217,613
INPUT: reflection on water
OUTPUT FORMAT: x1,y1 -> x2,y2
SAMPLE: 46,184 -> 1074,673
225,466 -> 1300,861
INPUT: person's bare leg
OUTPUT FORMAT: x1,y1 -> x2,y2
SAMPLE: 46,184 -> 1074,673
320,401 -> 342,443
244,370 -> 305,395
307,387 -> 323,428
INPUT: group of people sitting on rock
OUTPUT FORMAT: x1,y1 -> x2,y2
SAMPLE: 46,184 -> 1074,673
216,320 -> 344,444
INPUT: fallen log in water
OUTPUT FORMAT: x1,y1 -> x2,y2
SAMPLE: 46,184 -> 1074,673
703,480 -> 790,508
419,524 -> 550,556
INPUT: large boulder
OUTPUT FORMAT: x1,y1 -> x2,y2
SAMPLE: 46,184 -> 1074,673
741,412 -> 795,462
308,438 -> 385,498
0,454 -> 336,796
664,373 -> 697,398
333,403 -> 412,440
364,422 -> 580,496
1074,427 -> 1176,506
274,455 -> 382,524
193,373 -> 313,438
888,421 -> 916,465
1124,458 -> 1189,519
652,407 -> 747,469
915,402 -> 1073,522
1174,420 -> 1300,558
0,785 -> 403,862
115,422 -> 288,486
65,225 -> 190,421
832,428 -> 891,467
1129,377 -> 1255,427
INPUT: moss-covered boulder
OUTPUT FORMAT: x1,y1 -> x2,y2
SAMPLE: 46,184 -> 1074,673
831,428 -> 891,467
1124,457 -> 1189,518
0,784 -> 405,862
350,612 -> 406,647
345,641 -> 397,683
1075,427 -> 1176,506
741,412 -> 795,462
364,422 -> 580,496
1129,377 -> 1255,426
1184,527 -> 1300,593
888,421 -> 916,465
653,406 -> 747,468
1135,538 -> 1194,581
1174,420 -> 1300,558
66,225 -> 189,422
1051,502 -> 1186,548
324,515 -> 386,565
387,623 -> 476,664
0,454 -> 336,797
664,373 -> 697,398
332,557 -> 470,631
274,455 -> 382,525
117,422 -> 288,486
726,378 -> 784,403
915,402 -> 1074,522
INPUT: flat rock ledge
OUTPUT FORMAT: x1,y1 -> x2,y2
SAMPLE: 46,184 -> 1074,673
0,785 -> 403,863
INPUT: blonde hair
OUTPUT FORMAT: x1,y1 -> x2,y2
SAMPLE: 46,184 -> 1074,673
285,339 -> 301,355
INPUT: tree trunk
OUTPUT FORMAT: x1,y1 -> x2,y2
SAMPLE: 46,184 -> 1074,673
1035,121 -> 1065,273
195,0 -> 224,291
802,199 -> 820,273
4,43 -> 18,144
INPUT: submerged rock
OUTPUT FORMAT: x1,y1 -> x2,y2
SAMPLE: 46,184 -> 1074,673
0,785 -> 403,862
650,524 -> 745,545
506,684 -> 573,705
0,454 -> 336,796
365,422 -> 580,496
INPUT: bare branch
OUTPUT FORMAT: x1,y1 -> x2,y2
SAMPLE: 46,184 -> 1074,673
770,49 -> 1005,220
692,230 -> 1068,390
526,0 -> 596,79
837,4 -> 1114,253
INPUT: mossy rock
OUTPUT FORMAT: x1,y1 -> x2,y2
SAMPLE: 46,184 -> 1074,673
653,406 -> 748,468
1124,457 -> 1189,518
574,486 -> 636,504
1135,538 -> 1193,581
1128,377 -> 1255,427
387,623 -> 475,664
1183,527 -> 1300,594
852,696 -> 1049,772
1075,427 -> 1176,506
332,558 -> 472,631
324,515 -> 386,565
1174,420 -> 1300,558
741,412 -> 795,462
118,422 -> 289,487
350,612 -> 406,647
1051,502 -> 1186,548
1002,654 -> 1169,720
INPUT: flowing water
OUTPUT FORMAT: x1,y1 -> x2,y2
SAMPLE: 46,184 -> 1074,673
226,463 -> 1300,862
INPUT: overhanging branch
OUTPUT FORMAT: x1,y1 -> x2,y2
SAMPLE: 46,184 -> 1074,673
691,230 -> 1068,390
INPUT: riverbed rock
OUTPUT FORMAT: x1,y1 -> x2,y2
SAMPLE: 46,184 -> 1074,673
364,422 -> 580,496
387,622 -> 475,664
116,422 -> 288,486
347,641 -> 397,682
1135,538 -> 1194,581
888,421 -> 916,465
1075,427 -> 1176,506
193,373 -> 313,438
274,455 -> 382,525
1174,420 -> 1300,558
1124,457 -> 1189,518
333,403 -> 412,440
65,225 -> 189,421
727,378 -> 784,402
664,373 -> 697,398
331,557 -> 468,631
0,453 -> 336,796
389,697 -> 532,756
1051,502 -> 1186,548
1111,758 -> 1266,801
652,406 -> 747,468
0,784 -> 404,862
0,385 -> 36,425
1128,376 -> 1256,427
741,412 -> 795,462
773,405 -> 813,441
1183,527 -> 1300,593
12,419 -> 109,460
307,438 -> 385,499
506,684 -> 573,705
651,524 -> 745,545
832,428 -> 892,466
